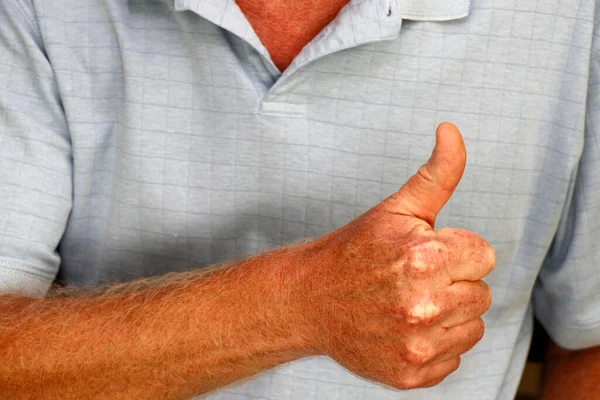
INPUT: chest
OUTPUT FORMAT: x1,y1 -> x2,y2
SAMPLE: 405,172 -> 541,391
235,0 -> 352,71
43,0 -> 590,284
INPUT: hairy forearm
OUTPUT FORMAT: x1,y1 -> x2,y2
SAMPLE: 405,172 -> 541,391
0,246 -> 316,400
541,340 -> 600,400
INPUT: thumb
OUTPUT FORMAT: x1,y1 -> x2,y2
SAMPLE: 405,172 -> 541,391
389,122 -> 466,227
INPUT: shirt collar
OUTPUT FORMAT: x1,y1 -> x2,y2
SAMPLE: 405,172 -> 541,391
173,0 -> 472,21
172,0 -> 472,73
174,0 -> 273,63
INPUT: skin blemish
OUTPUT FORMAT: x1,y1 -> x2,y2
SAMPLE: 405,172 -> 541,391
408,241 -> 446,275
407,296 -> 441,324
410,251 -> 429,273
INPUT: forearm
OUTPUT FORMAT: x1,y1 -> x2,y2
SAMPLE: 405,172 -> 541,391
0,246 -> 315,400
541,340 -> 600,400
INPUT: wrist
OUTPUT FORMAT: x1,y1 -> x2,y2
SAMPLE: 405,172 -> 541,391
282,238 -> 336,356
235,244 -> 322,358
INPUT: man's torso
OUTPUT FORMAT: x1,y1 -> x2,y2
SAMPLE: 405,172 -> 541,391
24,0 -> 595,398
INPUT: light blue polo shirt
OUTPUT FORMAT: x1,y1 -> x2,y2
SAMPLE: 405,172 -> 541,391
1,0 -> 600,399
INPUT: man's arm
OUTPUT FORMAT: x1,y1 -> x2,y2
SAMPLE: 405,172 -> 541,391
0,246 -> 315,400
540,340 -> 600,400
0,124 -> 495,399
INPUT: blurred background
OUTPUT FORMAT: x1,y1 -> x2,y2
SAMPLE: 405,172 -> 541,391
515,320 -> 549,400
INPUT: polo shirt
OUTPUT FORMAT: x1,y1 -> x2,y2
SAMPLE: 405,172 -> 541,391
1,0 -> 599,399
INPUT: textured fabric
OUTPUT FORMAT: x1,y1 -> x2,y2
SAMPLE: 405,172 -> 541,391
402,0 -> 471,21
0,0 -> 599,399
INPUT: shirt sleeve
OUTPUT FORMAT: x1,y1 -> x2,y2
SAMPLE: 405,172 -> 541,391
532,22 -> 600,350
0,0 -> 72,298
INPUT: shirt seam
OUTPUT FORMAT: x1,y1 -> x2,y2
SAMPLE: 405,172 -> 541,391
402,12 -> 470,21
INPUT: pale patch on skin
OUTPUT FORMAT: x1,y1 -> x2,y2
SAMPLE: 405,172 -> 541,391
408,240 -> 446,274
410,250 -> 430,273
407,296 -> 441,325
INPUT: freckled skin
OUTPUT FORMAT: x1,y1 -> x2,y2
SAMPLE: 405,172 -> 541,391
293,123 -> 496,390
236,0 -> 352,71
0,123 -> 497,397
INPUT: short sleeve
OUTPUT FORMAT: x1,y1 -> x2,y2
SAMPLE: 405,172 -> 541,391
532,22 -> 600,350
0,0 -> 72,298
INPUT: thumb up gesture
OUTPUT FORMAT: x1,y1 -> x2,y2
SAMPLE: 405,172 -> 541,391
298,123 -> 496,389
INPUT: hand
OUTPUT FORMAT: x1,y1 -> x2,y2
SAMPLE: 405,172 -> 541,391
298,122 -> 495,390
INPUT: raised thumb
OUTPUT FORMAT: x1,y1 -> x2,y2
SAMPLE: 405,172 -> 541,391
389,122 -> 466,227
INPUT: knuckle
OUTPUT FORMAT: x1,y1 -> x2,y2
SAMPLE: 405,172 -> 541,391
405,240 -> 447,276
405,351 -> 425,367
405,298 -> 442,326
393,375 -> 421,390
404,343 -> 434,366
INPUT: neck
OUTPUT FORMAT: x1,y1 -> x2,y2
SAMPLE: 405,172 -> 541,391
236,0 -> 351,71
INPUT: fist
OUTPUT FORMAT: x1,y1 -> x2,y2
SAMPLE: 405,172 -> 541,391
298,123 -> 495,390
